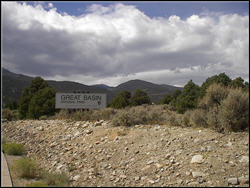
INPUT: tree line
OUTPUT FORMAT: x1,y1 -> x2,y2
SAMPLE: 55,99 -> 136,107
4,72 -> 249,120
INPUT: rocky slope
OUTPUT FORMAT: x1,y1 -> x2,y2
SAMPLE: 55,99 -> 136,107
1,120 -> 249,187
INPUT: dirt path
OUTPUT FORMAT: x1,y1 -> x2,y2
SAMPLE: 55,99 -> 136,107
2,120 -> 249,187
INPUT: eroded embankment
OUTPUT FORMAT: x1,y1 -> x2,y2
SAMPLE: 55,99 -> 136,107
2,120 -> 249,187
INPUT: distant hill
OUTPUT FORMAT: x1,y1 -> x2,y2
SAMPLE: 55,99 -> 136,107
91,84 -> 115,91
2,68 -> 183,107
112,79 -> 182,103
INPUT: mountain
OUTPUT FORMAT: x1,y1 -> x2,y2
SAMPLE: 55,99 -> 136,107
112,79 -> 182,103
2,68 -> 183,107
91,84 -> 114,91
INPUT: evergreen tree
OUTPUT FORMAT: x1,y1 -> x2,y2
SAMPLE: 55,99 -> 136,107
176,80 -> 200,113
18,77 -> 56,119
110,91 -> 131,109
130,89 -> 151,106
230,77 -> 245,89
170,89 -> 182,107
158,94 -> 173,104
200,73 -> 232,97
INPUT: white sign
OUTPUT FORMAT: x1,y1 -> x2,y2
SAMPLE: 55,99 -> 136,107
55,93 -> 106,109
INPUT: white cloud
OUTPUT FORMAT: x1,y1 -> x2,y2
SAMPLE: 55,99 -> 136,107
2,2 -> 249,86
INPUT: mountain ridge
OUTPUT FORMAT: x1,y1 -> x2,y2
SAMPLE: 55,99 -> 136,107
2,68 -> 183,107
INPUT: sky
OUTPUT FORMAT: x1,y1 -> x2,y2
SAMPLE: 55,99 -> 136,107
2,1 -> 249,87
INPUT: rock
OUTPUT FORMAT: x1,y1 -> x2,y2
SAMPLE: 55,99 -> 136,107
135,176 -> 140,181
239,156 -> 249,163
38,126 -> 44,131
200,147 -> 206,152
191,154 -> 203,164
147,160 -> 154,165
149,180 -> 155,184
86,129 -> 93,134
73,175 -> 80,181
225,142 -> 232,147
177,179 -> 183,184
207,146 -> 212,152
120,175 -> 127,179
155,163 -> 163,169
238,176 -> 249,184
194,138 -> 200,143
74,131 -> 81,137
228,178 -> 239,185
192,171 -> 204,178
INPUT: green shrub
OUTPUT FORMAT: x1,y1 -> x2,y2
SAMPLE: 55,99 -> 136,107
42,171 -> 70,187
39,115 -> 48,120
26,181 -> 48,187
13,157 -> 41,179
218,88 -> 249,132
2,109 -> 19,121
2,142 -> 25,155
1,136 -> 7,144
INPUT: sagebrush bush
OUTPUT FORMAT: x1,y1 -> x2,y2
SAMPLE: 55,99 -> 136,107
13,157 -> 41,179
207,106 -> 221,131
189,109 -> 208,128
100,108 -> 116,120
165,112 -> 181,127
111,105 -> 165,126
218,88 -> 249,132
26,181 -> 48,187
198,83 -> 228,109
3,142 -> 25,155
42,171 -> 70,187
2,109 -> 19,121
54,109 -> 71,120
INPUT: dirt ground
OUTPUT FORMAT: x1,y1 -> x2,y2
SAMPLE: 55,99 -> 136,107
2,119 -> 249,187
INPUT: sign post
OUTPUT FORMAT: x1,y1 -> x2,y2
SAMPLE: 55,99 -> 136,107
55,93 -> 106,109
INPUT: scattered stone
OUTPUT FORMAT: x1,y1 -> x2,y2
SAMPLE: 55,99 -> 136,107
149,180 -> 155,184
225,142 -> 232,147
239,156 -> 249,163
191,154 -> 203,164
135,176 -> 140,181
238,176 -> 249,184
86,129 -> 93,134
73,175 -> 80,181
200,147 -> 206,152
206,146 -> 212,152
228,178 -> 239,185
2,119 -> 249,187
147,160 -> 154,165
194,138 -> 200,143
177,179 -> 183,184
192,171 -> 204,178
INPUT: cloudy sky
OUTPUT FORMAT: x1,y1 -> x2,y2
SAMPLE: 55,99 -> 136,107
2,1 -> 249,87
